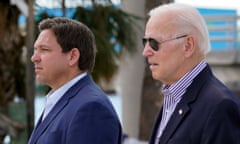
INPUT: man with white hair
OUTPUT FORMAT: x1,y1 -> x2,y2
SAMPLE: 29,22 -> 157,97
142,3 -> 240,144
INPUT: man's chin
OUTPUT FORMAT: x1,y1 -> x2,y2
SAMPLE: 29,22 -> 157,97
151,74 -> 158,80
35,77 -> 46,85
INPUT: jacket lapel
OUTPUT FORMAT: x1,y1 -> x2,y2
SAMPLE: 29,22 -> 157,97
28,112 -> 44,144
159,102 -> 190,143
29,75 -> 92,144
29,97 -> 69,143
149,108 -> 163,144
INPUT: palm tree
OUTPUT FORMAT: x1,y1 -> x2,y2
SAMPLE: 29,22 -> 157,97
0,0 -> 26,141
73,4 -> 138,84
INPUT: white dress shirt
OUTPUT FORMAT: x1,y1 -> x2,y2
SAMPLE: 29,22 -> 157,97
42,72 -> 87,121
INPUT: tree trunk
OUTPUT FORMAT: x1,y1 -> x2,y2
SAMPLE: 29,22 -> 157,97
0,1 -> 24,111
0,0 -> 26,142
139,0 -> 174,141
25,0 -> 35,138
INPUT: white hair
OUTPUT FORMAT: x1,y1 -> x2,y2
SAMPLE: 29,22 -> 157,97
149,3 -> 211,54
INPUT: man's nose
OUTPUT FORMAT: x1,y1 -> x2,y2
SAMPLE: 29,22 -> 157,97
142,43 -> 153,57
31,52 -> 40,63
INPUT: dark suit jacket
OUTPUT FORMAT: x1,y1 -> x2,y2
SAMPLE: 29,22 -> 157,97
149,65 -> 240,144
28,75 -> 122,144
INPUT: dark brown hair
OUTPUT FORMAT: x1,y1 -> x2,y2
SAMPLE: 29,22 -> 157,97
39,17 -> 96,72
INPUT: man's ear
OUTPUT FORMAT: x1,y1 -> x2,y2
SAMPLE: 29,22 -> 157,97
69,48 -> 80,66
183,35 -> 195,58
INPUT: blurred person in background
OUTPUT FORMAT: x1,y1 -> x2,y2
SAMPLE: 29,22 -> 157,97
142,3 -> 240,144
28,17 -> 122,144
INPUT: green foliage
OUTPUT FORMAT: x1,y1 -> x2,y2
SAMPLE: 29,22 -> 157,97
73,5 -> 139,83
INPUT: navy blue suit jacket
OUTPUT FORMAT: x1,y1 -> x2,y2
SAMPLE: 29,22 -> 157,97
28,75 -> 122,144
149,65 -> 240,144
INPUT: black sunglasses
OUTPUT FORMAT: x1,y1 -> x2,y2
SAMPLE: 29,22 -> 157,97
142,34 -> 188,51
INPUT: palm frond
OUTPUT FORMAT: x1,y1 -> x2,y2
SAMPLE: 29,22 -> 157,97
73,5 -> 140,82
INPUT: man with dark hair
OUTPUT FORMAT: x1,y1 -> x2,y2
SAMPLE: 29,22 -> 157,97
28,17 -> 122,144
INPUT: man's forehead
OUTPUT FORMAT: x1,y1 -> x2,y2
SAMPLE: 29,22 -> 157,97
34,30 -> 58,48
39,29 -> 55,39
145,18 -> 173,38
37,30 -> 56,41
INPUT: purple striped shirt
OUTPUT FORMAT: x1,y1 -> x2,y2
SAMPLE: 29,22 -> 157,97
155,60 -> 207,144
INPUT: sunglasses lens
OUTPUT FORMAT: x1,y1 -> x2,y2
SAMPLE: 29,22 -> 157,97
142,38 -> 146,47
142,38 -> 159,51
149,39 -> 159,51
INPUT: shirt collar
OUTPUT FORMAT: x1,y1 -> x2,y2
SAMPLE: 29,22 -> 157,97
45,72 -> 87,108
161,60 -> 207,102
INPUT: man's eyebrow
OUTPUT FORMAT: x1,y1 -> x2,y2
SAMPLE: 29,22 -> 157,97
33,45 -> 50,50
